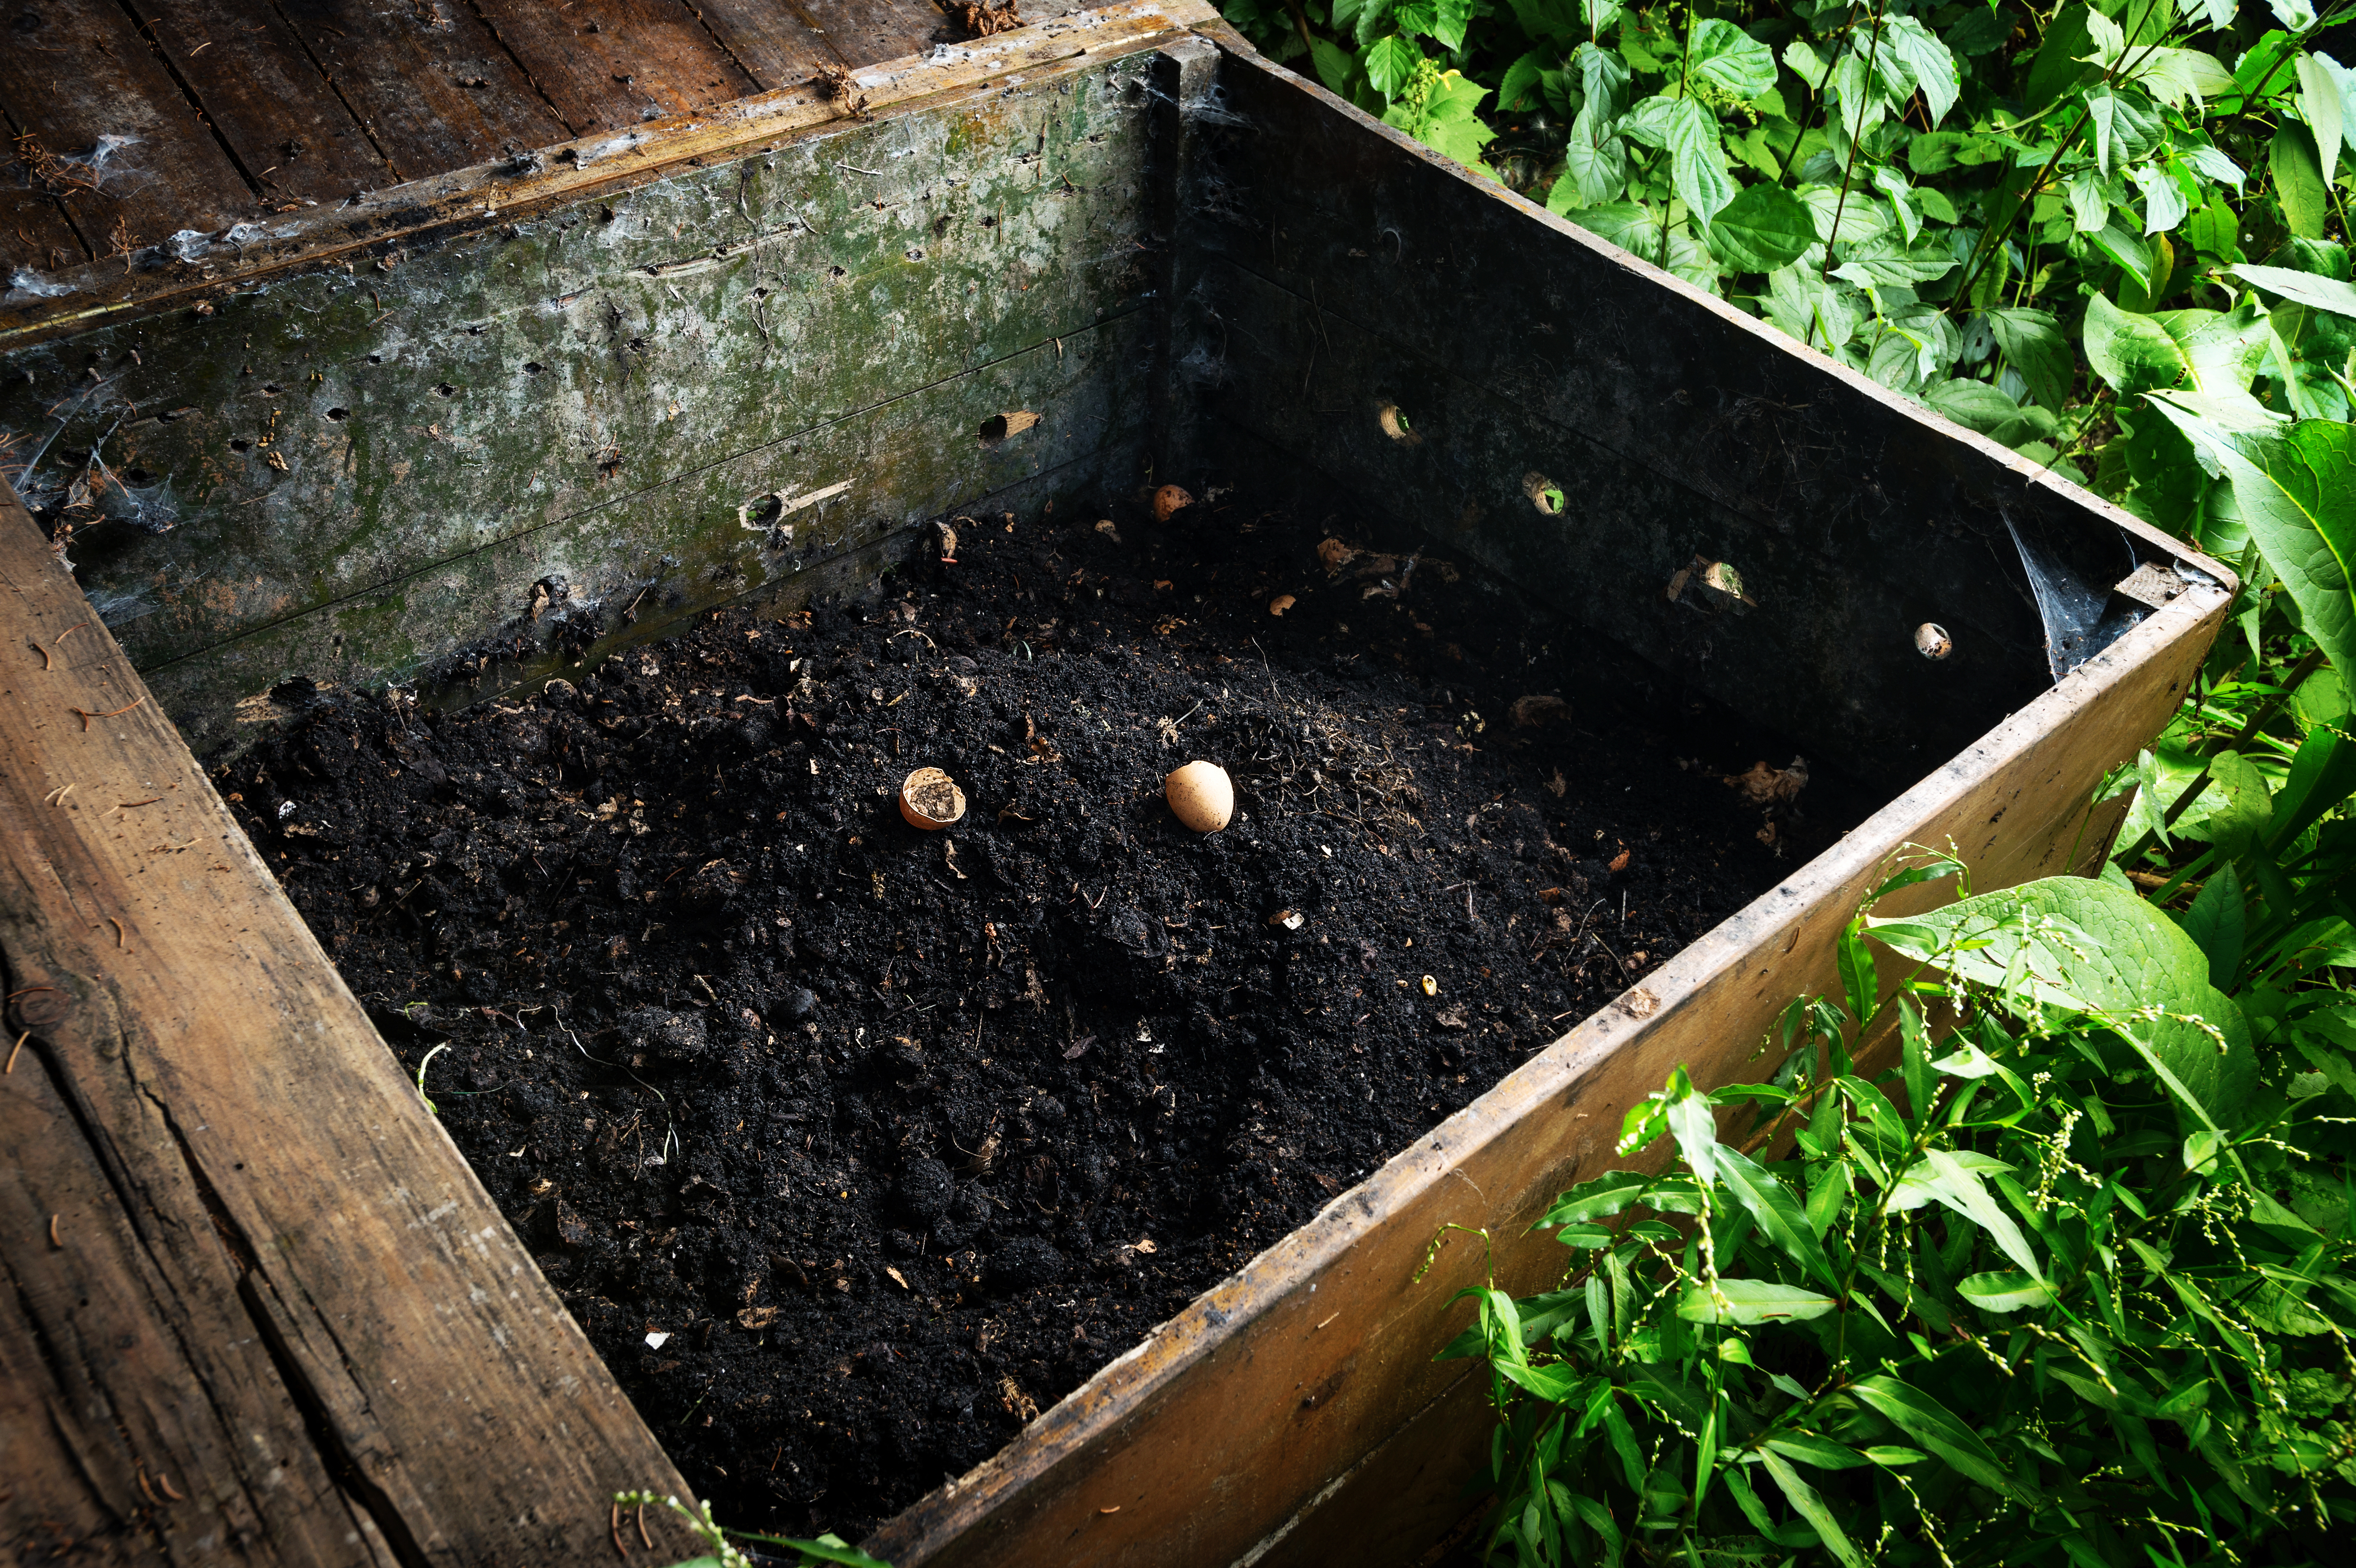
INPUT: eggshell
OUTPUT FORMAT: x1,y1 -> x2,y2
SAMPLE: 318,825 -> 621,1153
899,767 -> 966,830
1153,484 -> 1195,522
1164,761 -> 1233,834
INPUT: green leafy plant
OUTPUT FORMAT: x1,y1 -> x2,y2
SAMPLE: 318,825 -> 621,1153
1219,1 -> 2356,596
613,1491 -> 889,1568
1424,850 -> 2356,1564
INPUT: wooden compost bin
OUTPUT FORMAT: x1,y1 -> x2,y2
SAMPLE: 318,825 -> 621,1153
0,4 -> 2231,1565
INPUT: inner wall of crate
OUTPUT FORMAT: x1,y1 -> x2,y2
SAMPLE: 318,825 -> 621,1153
0,40 -> 1171,757
1167,47 -> 2150,793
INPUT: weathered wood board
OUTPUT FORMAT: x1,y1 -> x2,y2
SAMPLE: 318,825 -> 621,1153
0,477 -> 699,1566
147,309 -> 1157,753
0,14 -> 1198,751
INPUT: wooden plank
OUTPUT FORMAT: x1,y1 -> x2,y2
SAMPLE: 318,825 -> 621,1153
0,475 -> 699,1564
0,0 -> 1222,346
693,0 -> 850,90
122,0 -> 396,205
0,0 -> 255,251
793,0 -> 953,67
0,186 -> 90,277
2,46 -> 1167,689
142,306 -> 1157,753
273,0 -> 577,179
468,0 -> 761,133
866,575 -> 2229,1568
1,1027 -> 402,1566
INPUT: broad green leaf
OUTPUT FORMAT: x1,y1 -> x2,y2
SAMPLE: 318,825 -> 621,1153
1867,878 -> 2258,1129
1851,1374 -> 2039,1503
1571,39 -> 1628,119
1830,49 -> 1881,145
2271,121 -> 2330,239
1707,183 -> 1816,272
2063,167 -> 2109,236
1889,1148 -> 2046,1282
2213,422 -> 2356,676
2088,218 -> 2155,294
2136,48 -> 2238,109
2178,862 -> 2246,990
1557,112 -> 1630,209
1620,94 -> 1736,230
1688,18 -> 1776,99
2181,140 -> 2247,193
2199,748 -> 2276,857
1759,1451 -> 1868,1568
1989,308 -> 2072,408
1759,266 -> 1861,350
1537,1169 -> 1654,1228
2084,293 -> 2184,395
1580,0 -> 1621,37
1664,1068 -> 1721,1186
1882,16 -> 1960,124
2232,262 -> 2356,318
1364,33 -> 1424,100
1764,1432 -> 1872,1469
2083,83 -> 2163,176
1309,37 -> 1359,96
1832,235 -> 1959,287
2135,163 -> 2188,235
1957,1270 -> 2059,1312
1714,1145 -> 1838,1290
1782,38 -> 1829,90
2297,51 -> 2345,190
1676,1279 -> 1840,1324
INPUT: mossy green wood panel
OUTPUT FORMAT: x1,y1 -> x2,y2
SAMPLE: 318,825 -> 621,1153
0,56 -> 1165,675
142,311 -> 1155,753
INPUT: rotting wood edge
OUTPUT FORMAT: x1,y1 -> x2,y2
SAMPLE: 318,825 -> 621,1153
0,0 -> 1221,349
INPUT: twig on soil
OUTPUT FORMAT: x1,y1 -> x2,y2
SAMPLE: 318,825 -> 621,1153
6,1031 -> 26,1072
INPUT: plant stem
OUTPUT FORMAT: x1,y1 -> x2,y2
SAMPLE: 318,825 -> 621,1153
1822,0 -> 1891,280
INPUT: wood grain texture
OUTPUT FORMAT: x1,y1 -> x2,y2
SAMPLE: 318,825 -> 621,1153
0,479 -> 695,1564
469,0 -> 761,133
0,0 -> 1221,346
122,0 -> 394,204
0,186 -> 89,275
792,0 -> 952,66
271,0 -> 576,178
692,0 -> 849,89
0,0 -> 255,251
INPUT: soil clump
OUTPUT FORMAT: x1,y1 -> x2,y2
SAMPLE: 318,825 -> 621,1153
218,493 -> 1871,1538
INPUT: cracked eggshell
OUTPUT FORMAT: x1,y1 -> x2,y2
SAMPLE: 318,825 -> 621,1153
899,767 -> 967,830
1164,760 -> 1233,834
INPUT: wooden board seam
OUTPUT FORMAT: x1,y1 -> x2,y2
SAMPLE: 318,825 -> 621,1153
0,0 -> 1220,349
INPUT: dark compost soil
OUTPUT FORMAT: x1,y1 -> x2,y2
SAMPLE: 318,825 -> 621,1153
216,493 -> 1876,1540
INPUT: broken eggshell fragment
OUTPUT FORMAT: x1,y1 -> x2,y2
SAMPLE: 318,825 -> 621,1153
899,766 -> 967,830
1164,760 -> 1234,833
1153,484 -> 1195,522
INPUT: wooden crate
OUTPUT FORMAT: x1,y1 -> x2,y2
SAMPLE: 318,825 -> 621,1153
0,6 -> 2229,1565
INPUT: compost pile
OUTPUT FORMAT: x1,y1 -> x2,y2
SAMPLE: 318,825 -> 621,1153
218,493 -> 1865,1538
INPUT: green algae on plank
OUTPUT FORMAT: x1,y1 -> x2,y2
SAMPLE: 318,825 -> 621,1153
0,57 -> 1161,679
142,312 -> 1155,755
